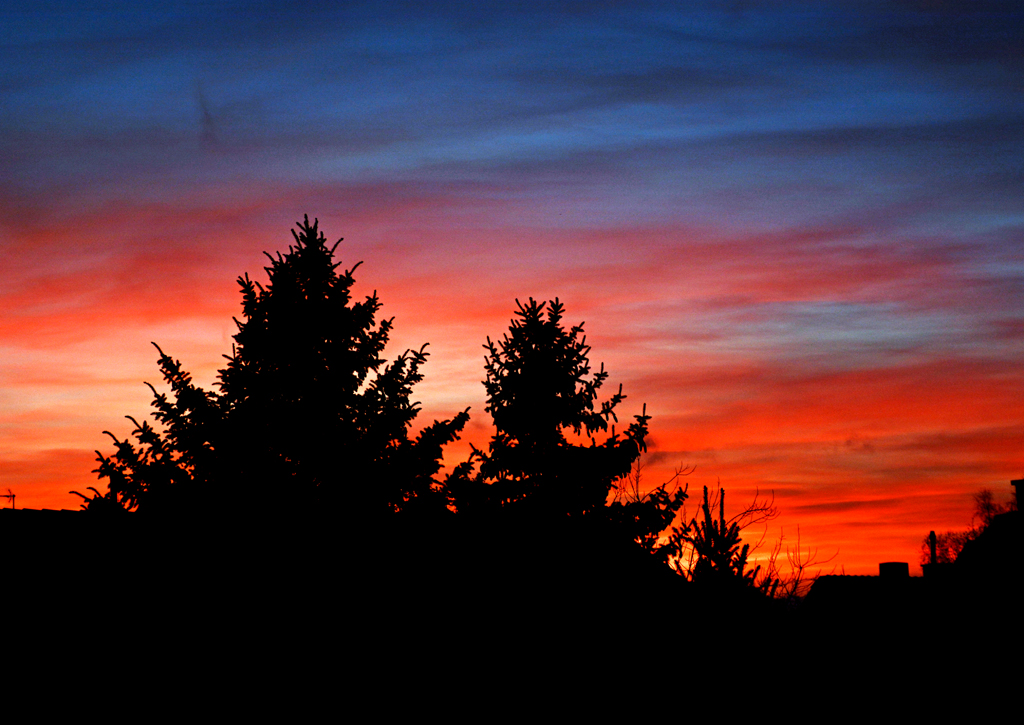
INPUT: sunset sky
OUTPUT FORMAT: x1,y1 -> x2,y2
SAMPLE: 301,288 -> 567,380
2,1 -> 1022,574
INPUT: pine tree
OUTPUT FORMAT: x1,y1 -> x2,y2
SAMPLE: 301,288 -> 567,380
667,485 -> 779,594
450,298 -> 684,555
684,486 -> 759,586
81,216 -> 468,517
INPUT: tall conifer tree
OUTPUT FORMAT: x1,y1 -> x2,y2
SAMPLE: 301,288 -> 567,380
84,217 -> 467,517
450,298 -> 684,559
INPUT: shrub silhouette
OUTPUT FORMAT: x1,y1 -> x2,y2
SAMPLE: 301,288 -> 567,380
670,485 -> 767,590
919,488 -> 1015,567
79,216 -> 468,517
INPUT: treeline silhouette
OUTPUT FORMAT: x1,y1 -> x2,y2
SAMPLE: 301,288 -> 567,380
69,217 -> 785,607
921,488 -> 1015,566
56,217 -> 1019,653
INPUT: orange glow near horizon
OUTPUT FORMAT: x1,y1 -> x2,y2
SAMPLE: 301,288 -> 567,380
2,210 -> 1019,576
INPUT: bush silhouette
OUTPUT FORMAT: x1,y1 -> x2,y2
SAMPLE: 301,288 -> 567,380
920,488 -> 1016,568
80,216 -> 468,517
672,486 -> 765,589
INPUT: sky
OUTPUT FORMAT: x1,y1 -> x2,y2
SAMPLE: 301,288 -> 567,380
2,1 -> 1022,574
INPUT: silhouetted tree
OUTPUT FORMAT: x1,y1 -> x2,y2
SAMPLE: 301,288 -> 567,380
608,460 -> 691,566
918,487 -> 1014,567
668,485 -> 779,594
971,488 -> 1013,526
758,525 -> 837,601
79,216 -> 468,517
449,298 -> 684,559
954,484 -> 1020,578
920,529 -> 973,566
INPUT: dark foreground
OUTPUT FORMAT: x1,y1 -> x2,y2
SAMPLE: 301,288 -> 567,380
3,509 -> 1016,650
